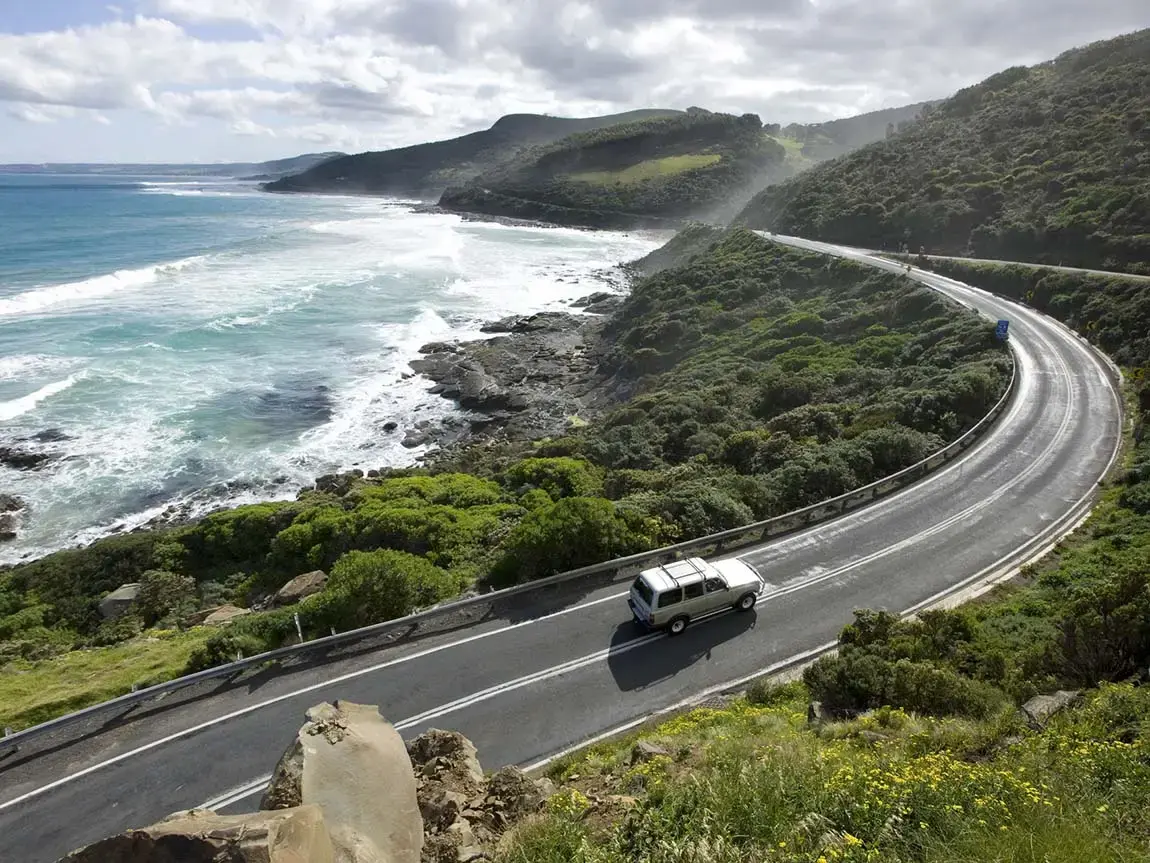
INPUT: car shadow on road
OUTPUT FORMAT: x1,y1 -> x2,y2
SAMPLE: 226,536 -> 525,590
606,609 -> 758,693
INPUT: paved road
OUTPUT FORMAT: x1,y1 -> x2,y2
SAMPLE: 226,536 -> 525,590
910,252 -> 1150,283
0,239 -> 1123,862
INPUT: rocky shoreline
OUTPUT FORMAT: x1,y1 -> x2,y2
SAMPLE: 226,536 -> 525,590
402,291 -> 623,454
0,280 -> 634,556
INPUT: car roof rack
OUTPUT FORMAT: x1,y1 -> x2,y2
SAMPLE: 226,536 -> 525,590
645,557 -> 715,590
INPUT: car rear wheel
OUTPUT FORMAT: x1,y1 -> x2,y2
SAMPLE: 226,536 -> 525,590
735,592 -> 757,612
667,616 -> 689,636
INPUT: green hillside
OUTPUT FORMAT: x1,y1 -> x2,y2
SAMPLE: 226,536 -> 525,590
438,108 -> 788,228
262,110 -> 682,197
776,100 -> 938,164
737,29 -> 1150,273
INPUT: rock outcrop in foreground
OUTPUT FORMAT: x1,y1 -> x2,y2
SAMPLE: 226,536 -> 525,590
58,701 -> 555,863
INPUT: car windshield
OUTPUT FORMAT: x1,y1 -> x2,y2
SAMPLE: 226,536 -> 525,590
632,575 -> 654,606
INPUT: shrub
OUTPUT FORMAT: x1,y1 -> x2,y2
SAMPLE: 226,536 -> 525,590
304,549 -> 459,631
135,570 -> 197,627
489,497 -> 655,586
502,456 -> 603,500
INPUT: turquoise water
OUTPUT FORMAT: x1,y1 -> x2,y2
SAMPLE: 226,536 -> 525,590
0,174 -> 660,563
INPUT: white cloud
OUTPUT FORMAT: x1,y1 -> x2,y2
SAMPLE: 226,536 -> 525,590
0,2 -> 1147,162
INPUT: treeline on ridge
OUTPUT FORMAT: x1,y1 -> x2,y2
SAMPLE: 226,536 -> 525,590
737,28 -> 1150,273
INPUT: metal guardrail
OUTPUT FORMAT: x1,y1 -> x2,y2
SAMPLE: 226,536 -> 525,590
1,348 -> 1018,754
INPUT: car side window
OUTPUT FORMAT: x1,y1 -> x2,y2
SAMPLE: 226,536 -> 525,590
683,581 -> 704,600
657,588 -> 683,608
705,577 -> 726,593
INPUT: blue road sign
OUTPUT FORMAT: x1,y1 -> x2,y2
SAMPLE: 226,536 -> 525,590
996,319 -> 1010,340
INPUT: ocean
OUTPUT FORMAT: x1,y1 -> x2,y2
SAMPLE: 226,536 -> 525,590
0,173 -> 662,565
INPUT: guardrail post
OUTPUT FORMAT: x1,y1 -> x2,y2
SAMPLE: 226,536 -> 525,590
4,727 -> 12,737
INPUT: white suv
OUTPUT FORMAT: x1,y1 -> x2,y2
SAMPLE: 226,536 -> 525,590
628,556 -> 763,635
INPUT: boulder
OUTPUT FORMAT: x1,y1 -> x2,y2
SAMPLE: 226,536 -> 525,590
1020,690 -> 1081,729
57,805 -> 335,863
98,583 -> 141,620
203,604 -> 253,626
629,740 -> 668,765
272,571 -> 328,607
261,701 -> 423,863
0,493 -> 23,512
807,700 -> 832,724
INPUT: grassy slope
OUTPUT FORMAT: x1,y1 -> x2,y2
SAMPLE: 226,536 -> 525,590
0,229 -> 1009,729
568,154 -> 723,184
502,681 -> 1150,863
737,29 -> 1150,273
0,628 -> 211,731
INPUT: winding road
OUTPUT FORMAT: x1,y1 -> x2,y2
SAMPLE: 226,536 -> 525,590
0,237 -> 1123,863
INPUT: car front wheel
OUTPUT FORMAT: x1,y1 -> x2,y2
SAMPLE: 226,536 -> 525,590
735,592 -> 757,612
667,616 -> 689,636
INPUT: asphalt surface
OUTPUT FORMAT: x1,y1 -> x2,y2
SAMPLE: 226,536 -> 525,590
0,239 -> 1123,863
912,252 -> 1150,283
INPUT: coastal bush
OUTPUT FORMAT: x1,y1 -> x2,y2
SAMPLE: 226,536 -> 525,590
502,456 -> 604,500
489,497 -> 657,586
134,570 -> 197,627
303,549 -> 460,630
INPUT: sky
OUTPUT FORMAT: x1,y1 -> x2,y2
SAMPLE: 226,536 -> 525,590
0,0 -> 1147,164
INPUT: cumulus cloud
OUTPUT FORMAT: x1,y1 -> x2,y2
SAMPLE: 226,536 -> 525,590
0,1 -> 1147,160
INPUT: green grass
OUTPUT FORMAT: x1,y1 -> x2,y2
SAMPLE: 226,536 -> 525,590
567,153 -> 722,185
502,683 -> 1150,863
0,628 -> 212,731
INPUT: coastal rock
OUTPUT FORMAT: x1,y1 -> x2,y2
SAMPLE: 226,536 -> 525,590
571,291 -> 613,308
30,428 -> 71,443
410,307 -> 616,455
56,805 -> 336,863
0,494 -> 24,542
1020,690 -> 1081,729
0,494 -> 24,512
272,570 -> 328,607
0,446 -> 58,471
98,583 -> 141,620
203,604 -> 253,626
582,296 -> 623,315
314,472 -> 358,496
261,700 -> 423,863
